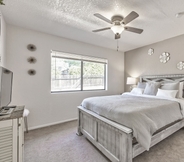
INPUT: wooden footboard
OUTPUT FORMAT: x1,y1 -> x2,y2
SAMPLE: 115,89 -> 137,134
77,106 -> 133,162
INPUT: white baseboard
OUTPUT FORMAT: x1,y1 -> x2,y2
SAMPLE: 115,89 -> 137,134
28,118 -> 77,131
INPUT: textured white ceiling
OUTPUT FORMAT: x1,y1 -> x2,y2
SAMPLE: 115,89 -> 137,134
1,0 -> 184,52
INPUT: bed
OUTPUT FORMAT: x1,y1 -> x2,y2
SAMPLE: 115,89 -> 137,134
76,74 -> 184,162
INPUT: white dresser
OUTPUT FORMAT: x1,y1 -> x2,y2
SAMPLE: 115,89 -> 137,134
0,106 -> 24,162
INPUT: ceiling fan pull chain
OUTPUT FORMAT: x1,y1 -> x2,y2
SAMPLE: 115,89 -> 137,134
117,39 -> 119,51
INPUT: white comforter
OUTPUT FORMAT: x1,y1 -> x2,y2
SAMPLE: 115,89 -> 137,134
81,93 -> 184,150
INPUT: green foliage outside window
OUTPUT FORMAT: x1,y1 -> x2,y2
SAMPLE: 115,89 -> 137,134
0,0 -> 5,5
83,61 -> 104,76
51,57 -> 106,92
51,58 -> 104,79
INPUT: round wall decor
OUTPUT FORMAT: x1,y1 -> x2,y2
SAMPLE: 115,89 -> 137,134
27,57 -> 37,64
177,61 -> 184,70
28,69 -> 36,75
159,52 -> 170,63
27,44 -> 37,51
148,48 -> 154,55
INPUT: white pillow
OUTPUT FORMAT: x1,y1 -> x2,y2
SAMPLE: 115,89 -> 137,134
160,82 -> 184,98
156,88 -> 178,98
130,88 -> 144,95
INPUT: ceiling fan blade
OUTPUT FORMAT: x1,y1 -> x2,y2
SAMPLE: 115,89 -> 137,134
122,11 -> 139,25
115,33 -> 121,39
94,13 -> 112,24
92,27 -> 111,32
124,26 -> 143,34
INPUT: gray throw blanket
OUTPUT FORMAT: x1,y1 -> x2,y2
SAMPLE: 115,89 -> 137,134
81,94 -> 183,150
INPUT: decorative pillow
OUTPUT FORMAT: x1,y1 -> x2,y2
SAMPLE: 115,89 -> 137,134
160,82 -> 179,90
143,82 -> 161,96
160,82 -> 180,98
156,88 -> 178,98
130,88 -> 144,95
137,82 -> 146,89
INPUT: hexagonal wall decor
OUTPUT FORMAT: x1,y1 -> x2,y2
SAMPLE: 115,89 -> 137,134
159,52 -> 170,63
177,61 -> 184,70
148,48 -> 154,55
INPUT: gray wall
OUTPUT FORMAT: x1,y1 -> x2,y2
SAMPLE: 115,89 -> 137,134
0,12 -> 6,67
125,34 -> 184,91
6,24 -> 124,129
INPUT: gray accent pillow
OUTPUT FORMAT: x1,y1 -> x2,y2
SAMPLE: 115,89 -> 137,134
137,82 -> 146,89
160,82 -> 179,90
143,82 -> 161,96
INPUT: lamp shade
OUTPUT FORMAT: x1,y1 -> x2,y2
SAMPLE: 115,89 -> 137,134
126,77 -> 137,85
111,25 -> 124,34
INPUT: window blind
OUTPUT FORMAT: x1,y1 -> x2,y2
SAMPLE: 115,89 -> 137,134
51,50 -> 107,64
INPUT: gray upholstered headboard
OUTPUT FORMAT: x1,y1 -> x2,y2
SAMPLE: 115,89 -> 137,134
140,74 -> 184,83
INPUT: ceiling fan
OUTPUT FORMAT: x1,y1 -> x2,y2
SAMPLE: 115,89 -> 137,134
92,11 -> 143,39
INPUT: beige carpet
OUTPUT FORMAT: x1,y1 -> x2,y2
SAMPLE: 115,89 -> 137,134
25,120 -> 184,162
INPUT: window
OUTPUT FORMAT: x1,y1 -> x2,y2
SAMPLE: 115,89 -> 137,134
51,51 -> 107,92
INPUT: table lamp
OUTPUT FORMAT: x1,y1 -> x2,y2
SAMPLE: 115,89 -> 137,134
126,77 -> 137,91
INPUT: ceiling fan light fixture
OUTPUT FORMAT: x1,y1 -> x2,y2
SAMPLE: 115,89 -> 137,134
111,25 -> 124,34
93,11 -> 143,39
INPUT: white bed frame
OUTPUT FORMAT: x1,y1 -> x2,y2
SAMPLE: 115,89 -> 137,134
77,74 -> 184,162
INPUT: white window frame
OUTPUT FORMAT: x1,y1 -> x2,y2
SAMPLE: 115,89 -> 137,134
51,50 -> 107,92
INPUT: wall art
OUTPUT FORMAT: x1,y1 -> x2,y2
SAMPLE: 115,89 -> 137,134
27,44 -> 37,51
27,57 -> 37,64
28,69 -> 36,75
148,48 -> 154,55
177,61 -> 184,70
159,52 -> 170,63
